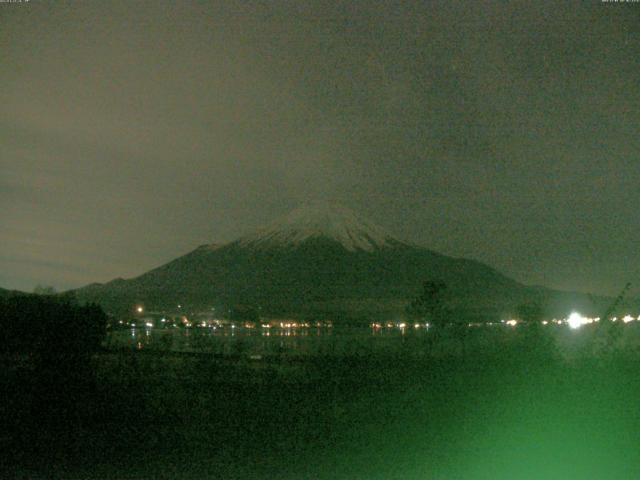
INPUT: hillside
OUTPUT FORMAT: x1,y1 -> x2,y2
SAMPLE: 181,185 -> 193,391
74,205 -> 612,321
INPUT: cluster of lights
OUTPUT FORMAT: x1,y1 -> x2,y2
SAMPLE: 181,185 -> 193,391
567,312 -> 589,329
126,304 -> 640,333
126,317 -> 336,330
499,313 -> 640,330
371,322 -> 429,329
563,312 -> 640,329
279,322 -> 305,328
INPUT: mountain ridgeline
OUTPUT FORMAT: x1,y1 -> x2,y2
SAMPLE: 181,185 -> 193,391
75,205 -> 607,321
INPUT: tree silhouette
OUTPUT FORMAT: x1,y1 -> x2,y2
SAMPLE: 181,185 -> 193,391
515,301 -> 543,324
0,292 -> 109,458
0,293 -> 107,383
406,280 -> 450,329
33,285 -> 57,296
515,300 -> 557,359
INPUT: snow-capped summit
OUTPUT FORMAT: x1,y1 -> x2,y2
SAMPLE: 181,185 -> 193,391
236,202 -> 403,252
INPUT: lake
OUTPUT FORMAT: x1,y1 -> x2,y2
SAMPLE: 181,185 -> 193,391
104,321 -> 640,359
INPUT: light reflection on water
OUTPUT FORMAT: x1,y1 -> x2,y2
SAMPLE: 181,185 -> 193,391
107,326 -> 429,357
104,323 -> 640,358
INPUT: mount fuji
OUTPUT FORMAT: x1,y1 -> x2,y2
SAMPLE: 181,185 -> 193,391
74,204 -> 600,321
235,203 -> 403,252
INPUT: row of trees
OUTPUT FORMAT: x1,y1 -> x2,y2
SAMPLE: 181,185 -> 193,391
406,280 -> 548,327
1,292 -> 110,468
0,292 -> 107,361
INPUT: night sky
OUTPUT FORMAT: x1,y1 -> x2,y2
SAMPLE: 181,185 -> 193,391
2,1 -> 639,296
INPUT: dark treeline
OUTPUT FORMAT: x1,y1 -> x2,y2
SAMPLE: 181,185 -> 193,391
0,292 -> 107,356
0,293 -> 108,474
0,292 -> 108,400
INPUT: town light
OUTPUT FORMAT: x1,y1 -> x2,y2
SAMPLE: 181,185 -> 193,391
567,312 -> 586,329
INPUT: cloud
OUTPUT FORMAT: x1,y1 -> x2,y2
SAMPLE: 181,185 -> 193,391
1,1 -> 639,295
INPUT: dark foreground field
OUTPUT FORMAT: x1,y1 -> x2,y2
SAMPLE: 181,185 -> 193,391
3,329 -> 640,479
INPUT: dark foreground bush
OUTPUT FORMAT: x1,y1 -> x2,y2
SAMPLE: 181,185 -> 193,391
0,293 -> 108,472
0,293 -> 107,356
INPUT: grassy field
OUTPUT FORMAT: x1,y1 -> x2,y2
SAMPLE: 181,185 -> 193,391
3,326 -> 640,479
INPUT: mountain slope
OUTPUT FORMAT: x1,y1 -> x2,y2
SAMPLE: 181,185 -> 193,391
73,204 -> 604,320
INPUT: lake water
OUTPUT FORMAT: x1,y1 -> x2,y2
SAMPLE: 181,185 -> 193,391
105,325 -> 440,357
105,321 -> 640,359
